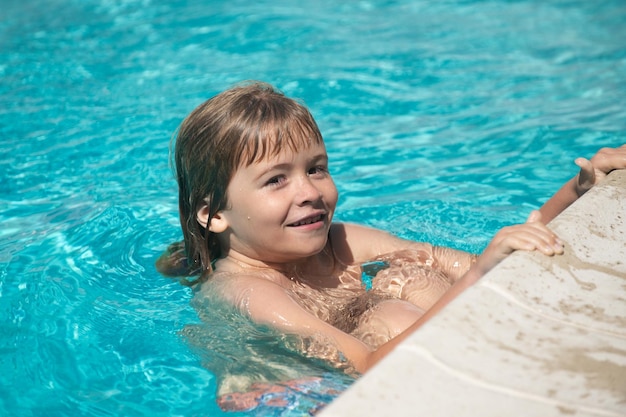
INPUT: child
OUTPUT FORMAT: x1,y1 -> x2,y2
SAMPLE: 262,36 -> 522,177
158,81 -> 626,376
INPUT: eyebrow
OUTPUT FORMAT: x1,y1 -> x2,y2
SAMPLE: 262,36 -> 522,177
254,153 -> 328,180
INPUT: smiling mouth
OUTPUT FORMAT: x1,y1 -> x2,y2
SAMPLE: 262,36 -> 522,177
289,214 -> 325,227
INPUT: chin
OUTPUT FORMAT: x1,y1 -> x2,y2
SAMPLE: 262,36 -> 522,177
288,238 -> 328,259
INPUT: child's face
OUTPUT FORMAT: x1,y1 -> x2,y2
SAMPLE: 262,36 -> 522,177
215,141 -> 338,263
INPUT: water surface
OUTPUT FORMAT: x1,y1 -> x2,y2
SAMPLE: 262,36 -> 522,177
1,0 -> 625,415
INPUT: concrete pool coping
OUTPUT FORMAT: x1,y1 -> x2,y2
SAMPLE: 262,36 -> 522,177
319,170 -> 626,417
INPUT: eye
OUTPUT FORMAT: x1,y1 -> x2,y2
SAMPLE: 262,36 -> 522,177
308,165 -> 328,177
265,175 -> 286,187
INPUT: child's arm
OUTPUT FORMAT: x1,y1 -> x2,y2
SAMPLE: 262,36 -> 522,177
540,145 -> 626,223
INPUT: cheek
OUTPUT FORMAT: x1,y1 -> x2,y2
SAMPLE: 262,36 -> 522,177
245,196 -> 286,224
325,181 -> 339,208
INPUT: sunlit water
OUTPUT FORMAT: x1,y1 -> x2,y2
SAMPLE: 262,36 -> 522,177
1,0 -> 625,415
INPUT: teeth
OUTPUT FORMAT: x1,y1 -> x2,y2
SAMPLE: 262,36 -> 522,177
293,215 -> 321,226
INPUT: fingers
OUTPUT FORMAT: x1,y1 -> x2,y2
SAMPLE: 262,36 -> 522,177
527,220 -> 564,253
588,144 -> 626,175
493,222 -> 564,256
517,230 -> 563,255
516,227 -> 564,256
478,221 -> 565,276
573,145 -> 626,195
574,157 -> 594,177
574,157 -> 596,193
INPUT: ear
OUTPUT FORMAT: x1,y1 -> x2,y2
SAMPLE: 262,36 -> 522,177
196,204 -> 228,233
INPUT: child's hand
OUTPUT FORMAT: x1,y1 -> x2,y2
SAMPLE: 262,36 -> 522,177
475,211 -> 564,276
574,144 -> 626,196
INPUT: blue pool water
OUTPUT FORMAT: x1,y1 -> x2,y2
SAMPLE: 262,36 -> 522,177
1,0 -> 625,415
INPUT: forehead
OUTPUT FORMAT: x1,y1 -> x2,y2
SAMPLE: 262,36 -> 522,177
238,118 -> 325,168
243,140 -> 327,168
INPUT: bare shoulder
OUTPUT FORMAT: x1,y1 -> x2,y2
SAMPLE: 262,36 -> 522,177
199,270 -> 288,303
329,222 -> 433,264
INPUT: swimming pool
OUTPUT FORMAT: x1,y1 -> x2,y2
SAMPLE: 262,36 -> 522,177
1,0 -> 624,415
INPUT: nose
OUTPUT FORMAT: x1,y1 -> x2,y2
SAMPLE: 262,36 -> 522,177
295,176 -> 323,205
